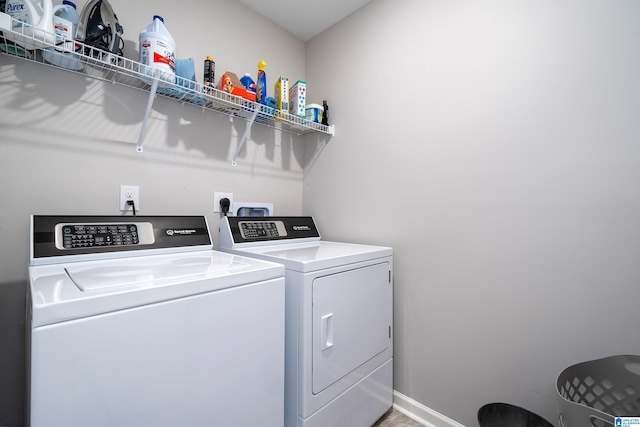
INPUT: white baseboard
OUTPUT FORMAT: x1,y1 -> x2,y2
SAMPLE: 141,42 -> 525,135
393,391 -> 467,427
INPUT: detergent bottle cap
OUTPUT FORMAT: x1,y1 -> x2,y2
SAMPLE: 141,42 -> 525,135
153,15 -> 164,23
206,55 -> 213,60
258,60 -> 266,71
63,0 -> 77,8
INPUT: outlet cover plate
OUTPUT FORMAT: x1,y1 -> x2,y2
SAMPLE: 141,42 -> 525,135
214,192 -> 233,213
120,185 -> 140,212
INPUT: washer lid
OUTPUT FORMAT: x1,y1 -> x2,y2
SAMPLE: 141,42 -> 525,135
29,250 -> 284,327
232,241 -> 392,273
65,253 -> 238,291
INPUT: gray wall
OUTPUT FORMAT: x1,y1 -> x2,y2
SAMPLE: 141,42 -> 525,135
0,1 -> 308,425
4,1 -> 640,427
304,0 -> 640,425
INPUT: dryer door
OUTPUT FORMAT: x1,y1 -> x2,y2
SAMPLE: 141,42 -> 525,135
312,262 -> 391,394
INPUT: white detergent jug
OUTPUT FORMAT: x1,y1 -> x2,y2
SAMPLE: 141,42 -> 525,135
52,0 -> 79,49
42,0 -> 84,70
4,0 -> 56,50
139,15 -> 176,86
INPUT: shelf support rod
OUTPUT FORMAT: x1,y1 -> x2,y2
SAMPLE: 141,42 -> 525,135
136,78 -> 160,153
231,109 -> 259,166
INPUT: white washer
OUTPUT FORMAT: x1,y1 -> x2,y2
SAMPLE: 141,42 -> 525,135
220,216 -> 393,427
28,215 -> 285,427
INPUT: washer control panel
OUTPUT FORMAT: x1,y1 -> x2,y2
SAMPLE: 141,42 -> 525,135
31,216 -> 212,265
239,221 -> 288,240
54,222 -> 155,250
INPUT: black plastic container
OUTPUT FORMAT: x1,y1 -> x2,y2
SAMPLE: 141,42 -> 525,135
478,403 -> 553,427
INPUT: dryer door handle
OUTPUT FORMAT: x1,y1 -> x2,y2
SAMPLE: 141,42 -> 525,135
321,313 -> 334,350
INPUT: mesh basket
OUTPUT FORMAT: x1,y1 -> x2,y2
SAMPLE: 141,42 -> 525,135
556,355 -> 640,427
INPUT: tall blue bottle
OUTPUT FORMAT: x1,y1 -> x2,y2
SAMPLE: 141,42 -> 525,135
256,60 -> 267,105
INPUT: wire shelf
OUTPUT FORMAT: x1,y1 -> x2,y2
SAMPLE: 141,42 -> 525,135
0,11 -> 333,160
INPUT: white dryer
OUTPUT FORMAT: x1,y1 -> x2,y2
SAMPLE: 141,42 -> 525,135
28,215 -> 285,427
220,216 -> 393,427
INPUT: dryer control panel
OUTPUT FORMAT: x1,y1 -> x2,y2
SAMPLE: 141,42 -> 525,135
221,216 -> 320,247
239,220 -> 288,240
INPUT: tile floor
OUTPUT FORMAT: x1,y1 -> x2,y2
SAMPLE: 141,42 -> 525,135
374,408 -> 423,427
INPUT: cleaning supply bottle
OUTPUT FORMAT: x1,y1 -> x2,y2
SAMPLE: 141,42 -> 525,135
240,73 -> 256,102
52,0 -> 78,48
42,0 -> 82,69
204,56 -> 215,91
240,73 -> 256,94
4,0 -> 56,51
256,60 -> 267,105
139,15 -> 176,85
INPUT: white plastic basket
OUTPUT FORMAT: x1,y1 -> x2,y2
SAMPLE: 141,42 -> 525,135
556,355 -> 640,427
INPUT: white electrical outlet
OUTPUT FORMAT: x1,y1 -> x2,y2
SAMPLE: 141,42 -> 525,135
120,185 -> 140,212
214,192 -> 234,213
